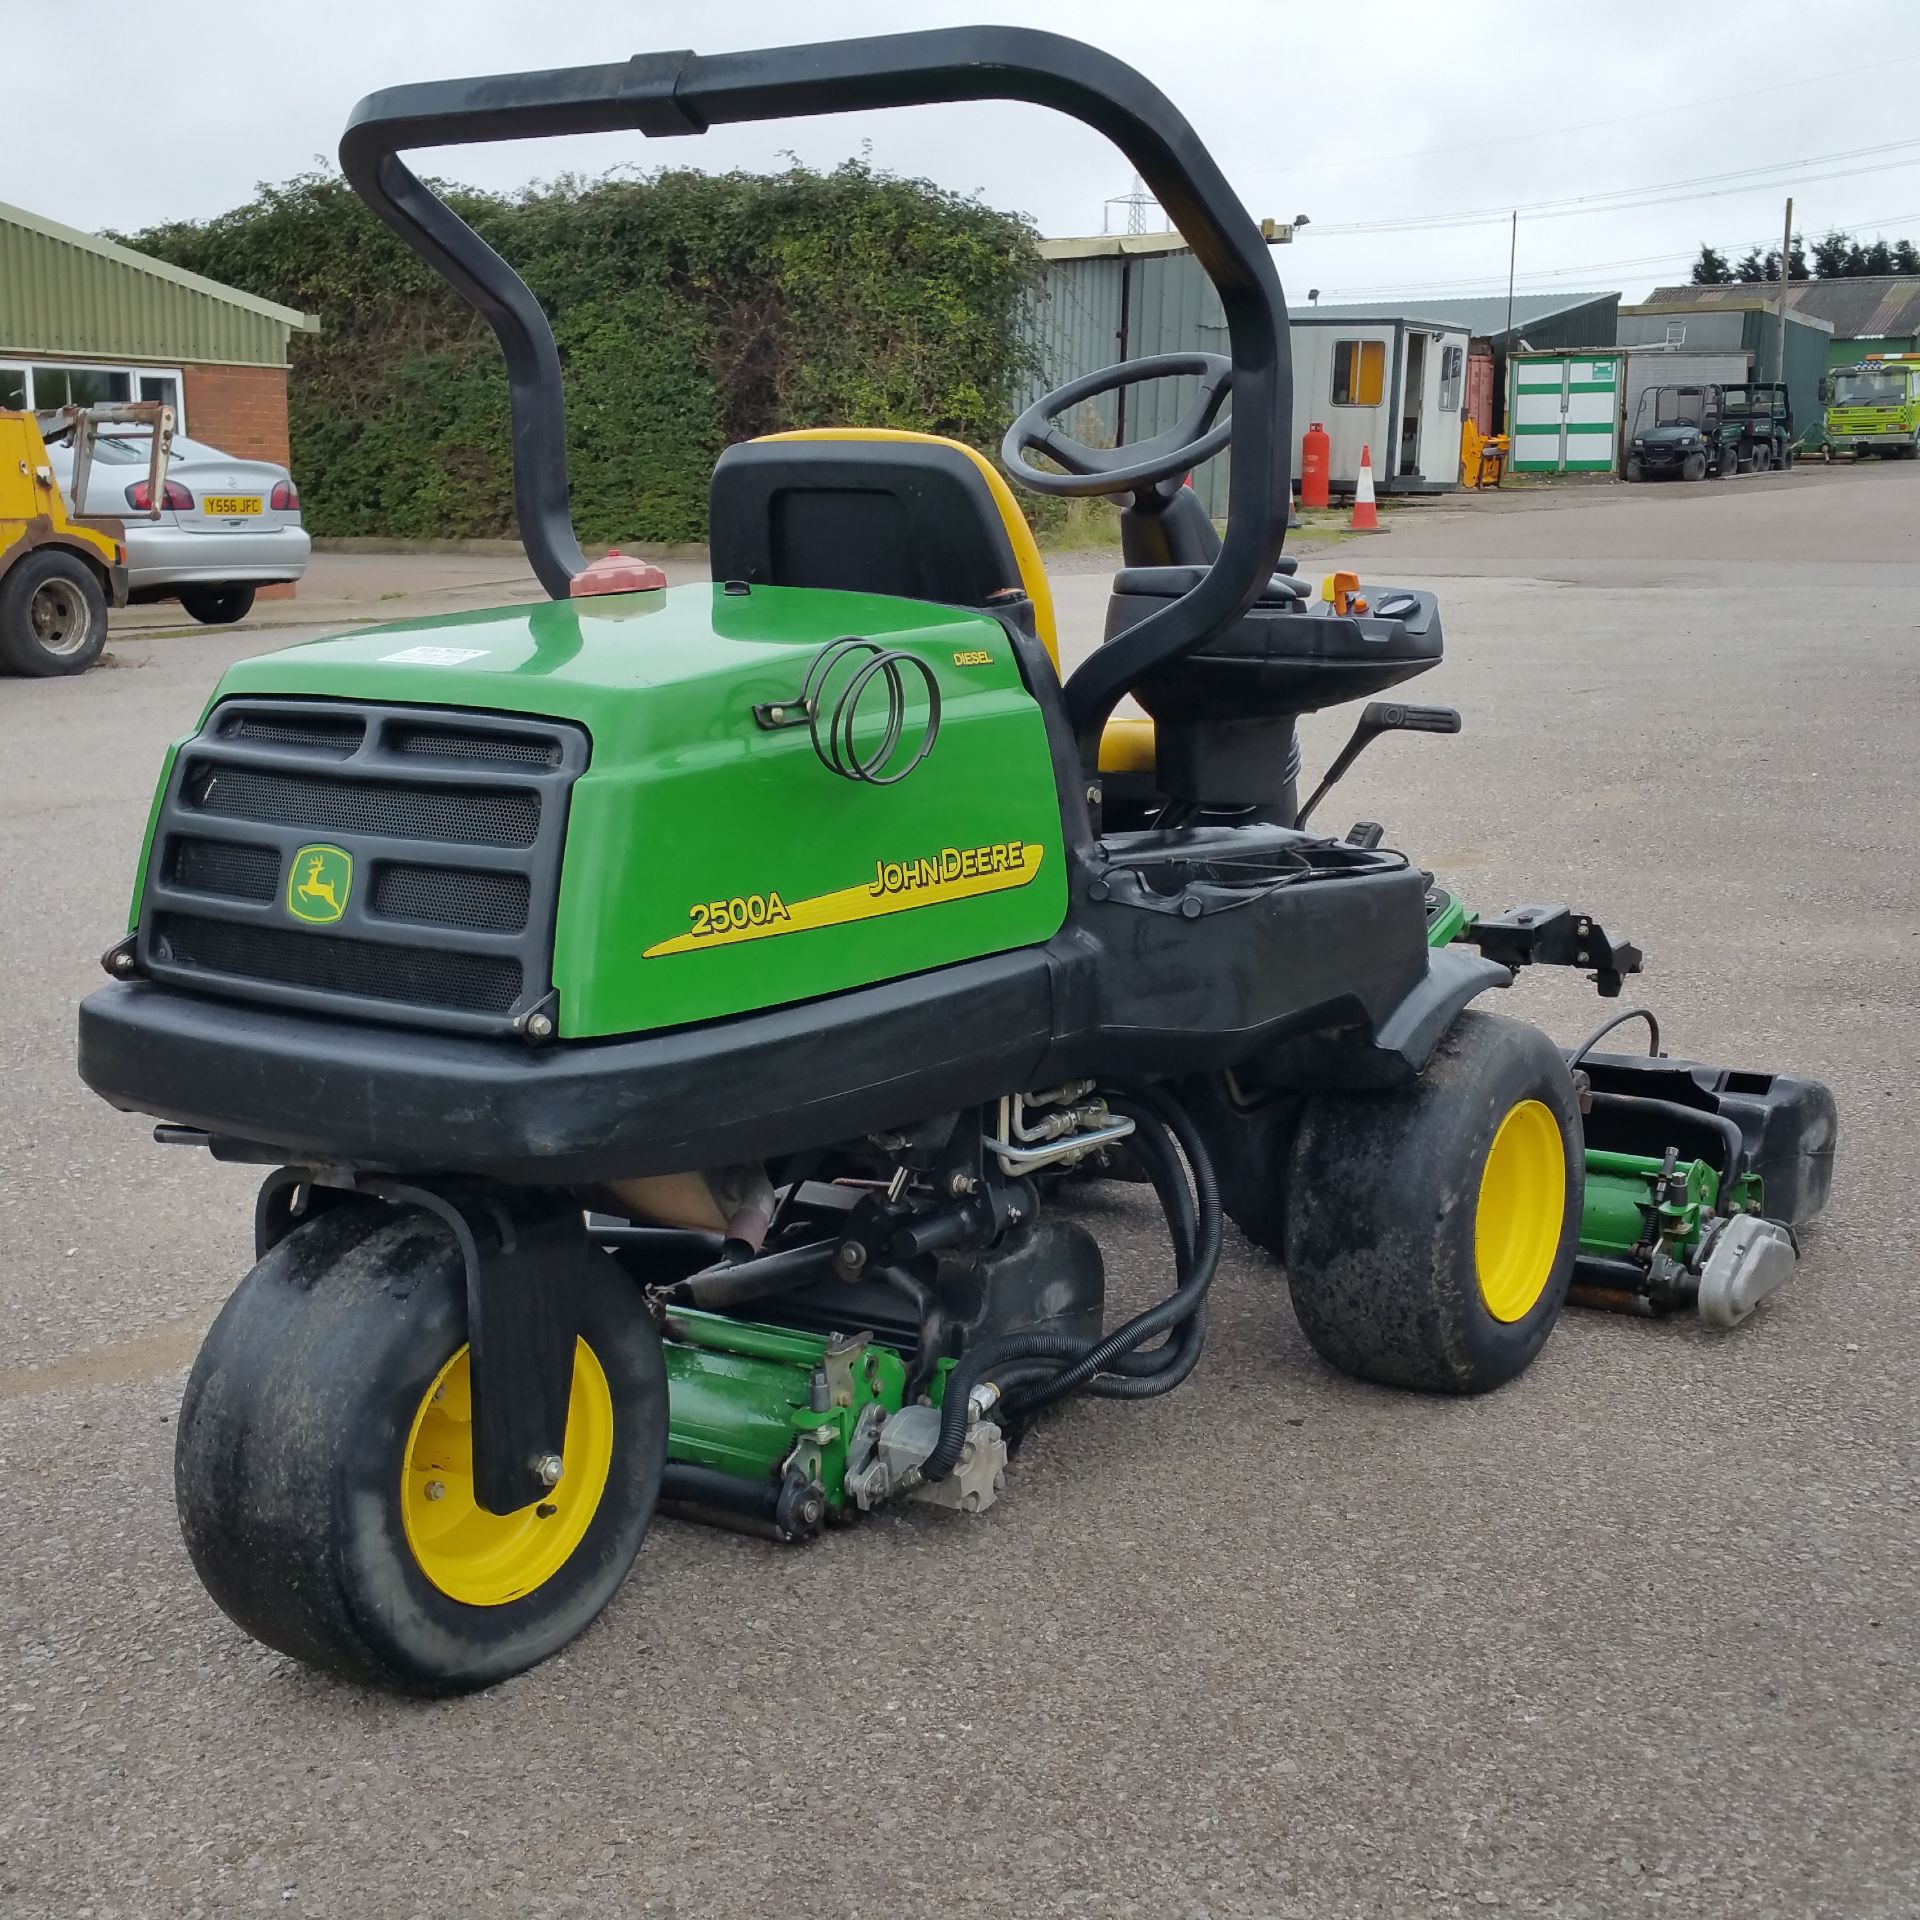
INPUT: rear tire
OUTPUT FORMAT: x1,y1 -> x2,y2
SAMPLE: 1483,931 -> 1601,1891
179,584 -> 256,625
175,1203 -> 668,1693
1282,1010 -> 1581,1394
0,549 -> 108,676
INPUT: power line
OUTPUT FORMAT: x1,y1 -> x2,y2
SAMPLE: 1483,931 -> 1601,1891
1307,209 -> 1920,301
1305,138 -> 1920,237
1240,50 -> 1920,179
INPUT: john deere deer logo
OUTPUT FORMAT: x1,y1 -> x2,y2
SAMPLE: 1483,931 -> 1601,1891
286,844 -> 352,924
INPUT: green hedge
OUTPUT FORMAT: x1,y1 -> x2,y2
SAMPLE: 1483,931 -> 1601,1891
120,164 -> 1040,546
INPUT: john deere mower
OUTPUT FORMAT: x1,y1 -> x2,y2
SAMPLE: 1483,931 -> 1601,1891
75,30 -> 1837,1693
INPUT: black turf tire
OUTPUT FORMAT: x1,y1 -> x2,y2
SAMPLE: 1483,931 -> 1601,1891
0,548 -> 109,676
175,1202 -> 668,1693
1282,1010 -> 1582,1394
178,584 -> 256,625
1624,458 -> 1644,483
1683,452 -> 1708,481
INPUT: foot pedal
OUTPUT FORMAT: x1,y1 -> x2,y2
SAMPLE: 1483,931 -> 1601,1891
1695,1215 -> 1797,1328
1344,821 -> 1384,849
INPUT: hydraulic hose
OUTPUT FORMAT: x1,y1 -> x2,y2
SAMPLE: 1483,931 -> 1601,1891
920,1085 -> 1223,1482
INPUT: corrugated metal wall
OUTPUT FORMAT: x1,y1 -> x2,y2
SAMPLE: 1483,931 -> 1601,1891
1024,249 -> 1237,514
1739,310 -> 1834,449
0,210 -> 300,367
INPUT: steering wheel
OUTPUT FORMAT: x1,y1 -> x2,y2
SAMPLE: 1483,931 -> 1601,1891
1000,351 -> 1232,498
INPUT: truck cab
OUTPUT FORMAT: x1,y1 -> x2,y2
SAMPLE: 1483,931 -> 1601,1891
1821,357 -> 1920,460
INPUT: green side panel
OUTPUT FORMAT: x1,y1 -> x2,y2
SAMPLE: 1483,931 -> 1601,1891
126,743 -> 180,931
205,584 -> 1070,1039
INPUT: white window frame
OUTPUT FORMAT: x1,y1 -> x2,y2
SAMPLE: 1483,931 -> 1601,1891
0,358 -> 187,431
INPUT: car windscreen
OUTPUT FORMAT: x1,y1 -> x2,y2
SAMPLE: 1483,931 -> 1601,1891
1831,369 -> 1908,406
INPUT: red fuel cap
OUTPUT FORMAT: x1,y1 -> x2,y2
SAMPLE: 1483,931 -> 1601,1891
569,550 -> 668,596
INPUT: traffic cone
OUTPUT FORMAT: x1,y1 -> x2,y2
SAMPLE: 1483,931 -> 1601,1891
1349,445 -> 1382,531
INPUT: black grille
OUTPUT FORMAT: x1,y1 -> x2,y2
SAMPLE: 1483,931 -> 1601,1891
141,699 -> 585,1036
370,863 -> 530,933
219,711 -> 365,756
183,762 -> 541,848
152,913 -> 523,1015
389,724 -> 563,769
166,836 -> 279,902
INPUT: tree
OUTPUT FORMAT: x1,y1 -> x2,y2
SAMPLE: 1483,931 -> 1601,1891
1703,227 -> 1919,280
1812,228 -> 1854,278
1691,244 -> 1734,285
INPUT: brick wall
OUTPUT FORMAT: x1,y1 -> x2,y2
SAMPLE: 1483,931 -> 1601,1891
180,363 -> 296,598
181,363 -> 290,464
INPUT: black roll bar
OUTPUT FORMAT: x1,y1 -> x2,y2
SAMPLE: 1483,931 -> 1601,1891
339,27 -> 1292,750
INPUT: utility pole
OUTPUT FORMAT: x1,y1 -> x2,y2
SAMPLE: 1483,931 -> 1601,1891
1505,210 -> 1517,340
1776,195 -> 1794,383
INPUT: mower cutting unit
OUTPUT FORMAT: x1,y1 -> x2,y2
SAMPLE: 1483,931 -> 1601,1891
75,29 -> 1837,1693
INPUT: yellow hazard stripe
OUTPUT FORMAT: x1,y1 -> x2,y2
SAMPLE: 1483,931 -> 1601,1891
643,843 -> 1046,958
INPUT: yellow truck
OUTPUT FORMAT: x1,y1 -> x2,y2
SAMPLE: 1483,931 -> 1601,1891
0,404 -> 170,676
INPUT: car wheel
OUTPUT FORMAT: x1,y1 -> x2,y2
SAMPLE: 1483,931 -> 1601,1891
1752,445 -> 1772,474
1683,452 -> 1708,482
178,585 -> 257,626
1624,458 -> 1644,483
0,549 -> 110,676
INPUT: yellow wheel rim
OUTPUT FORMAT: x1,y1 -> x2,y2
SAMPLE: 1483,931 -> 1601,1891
400,1339 -> 614,1608
1474,1099 -> 1566,1323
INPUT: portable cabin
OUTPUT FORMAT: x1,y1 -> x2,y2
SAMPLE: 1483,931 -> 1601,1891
1286,315 -> 1471,494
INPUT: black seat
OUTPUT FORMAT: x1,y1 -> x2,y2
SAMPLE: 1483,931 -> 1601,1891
708,432 -> 1052,645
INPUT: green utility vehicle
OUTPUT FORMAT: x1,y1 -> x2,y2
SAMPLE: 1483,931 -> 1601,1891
1719,383 -> 1794,473
1625,384 -> 1743,481
76,29 -> 1837,1695
1821,356 -> 1920,458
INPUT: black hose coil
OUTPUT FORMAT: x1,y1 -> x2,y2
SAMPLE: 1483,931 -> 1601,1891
920,1085 -> 1224,1482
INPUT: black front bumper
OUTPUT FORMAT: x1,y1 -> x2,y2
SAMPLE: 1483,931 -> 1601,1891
78,958 -> 1058,1184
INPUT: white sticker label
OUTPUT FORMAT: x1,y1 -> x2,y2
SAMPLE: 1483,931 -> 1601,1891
378,646 -> 489,666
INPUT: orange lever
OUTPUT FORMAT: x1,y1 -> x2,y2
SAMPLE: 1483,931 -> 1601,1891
1321,570 -> 1369,616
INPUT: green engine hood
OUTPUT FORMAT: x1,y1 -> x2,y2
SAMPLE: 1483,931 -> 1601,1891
191,584 -> 1072,1038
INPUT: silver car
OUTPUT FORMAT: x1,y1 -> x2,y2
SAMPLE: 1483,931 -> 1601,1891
46,430 -> 310,625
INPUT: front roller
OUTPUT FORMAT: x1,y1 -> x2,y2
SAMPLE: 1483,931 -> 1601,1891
175,1203 -> 668,1693
1283,1010 -> 1582,1393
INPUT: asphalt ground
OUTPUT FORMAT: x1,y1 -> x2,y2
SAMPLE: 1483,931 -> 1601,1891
3,459 -> 1916,1918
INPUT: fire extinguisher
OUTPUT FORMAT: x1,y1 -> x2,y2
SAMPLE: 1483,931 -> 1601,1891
1300,420 -> 1331,510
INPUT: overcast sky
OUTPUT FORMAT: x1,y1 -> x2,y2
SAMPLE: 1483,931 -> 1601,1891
10,0 -> 1920,307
